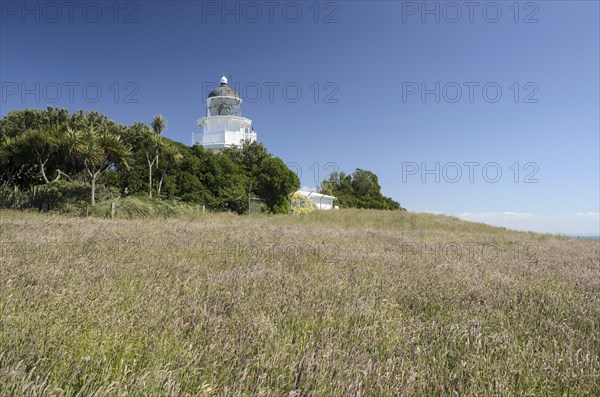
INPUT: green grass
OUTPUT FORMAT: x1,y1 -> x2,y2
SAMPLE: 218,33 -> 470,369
0,209 -> 598,396
91,196 -> 207,219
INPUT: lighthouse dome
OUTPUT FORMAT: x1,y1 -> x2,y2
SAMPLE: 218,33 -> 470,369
208,76 -> 240,99
206,76 -> 242,116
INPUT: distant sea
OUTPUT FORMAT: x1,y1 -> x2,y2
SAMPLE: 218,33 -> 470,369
572,236 -> 600,240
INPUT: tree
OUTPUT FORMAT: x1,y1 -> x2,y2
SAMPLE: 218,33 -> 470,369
151,114 -> 167,143
256,157 -> 300,213
156,142 -> 183,197
0,107 -> 68,139
0,134 -> 28,186
138,115 -> 167,198
320,168 -> 404,210
23,126 -> 64,184
70,124 -> 131,206
0,108 -> 302,214
151,114 -> 166,171
223,141 -> 300,213
0,108 -> 88,187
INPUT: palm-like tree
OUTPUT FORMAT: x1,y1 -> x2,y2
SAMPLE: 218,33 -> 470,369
70,125 -> 131,206
146,114 -> 167,197
151,114 -> 166,136
0,134 -> 27,186
23,125 -> 68,184
151,115 -> 166,167
139,127 -> 163,198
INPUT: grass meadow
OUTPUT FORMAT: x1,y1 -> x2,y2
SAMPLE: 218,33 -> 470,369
0,209 -> 598,396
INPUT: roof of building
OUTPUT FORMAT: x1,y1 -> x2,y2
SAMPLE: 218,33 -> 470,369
208,76 -> 240,99
295,191 -> 336,201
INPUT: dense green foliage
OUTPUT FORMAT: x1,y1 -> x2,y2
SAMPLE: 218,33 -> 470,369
320,168 -> 405,210
0,107 -> 299,213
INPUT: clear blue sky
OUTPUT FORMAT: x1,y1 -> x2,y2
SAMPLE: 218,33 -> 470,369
1,1 -> 598,235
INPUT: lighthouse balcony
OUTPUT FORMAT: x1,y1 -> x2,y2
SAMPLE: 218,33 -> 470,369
200,130 -> 257,148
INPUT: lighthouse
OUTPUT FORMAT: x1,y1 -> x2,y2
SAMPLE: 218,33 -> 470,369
194,75 -> 257,150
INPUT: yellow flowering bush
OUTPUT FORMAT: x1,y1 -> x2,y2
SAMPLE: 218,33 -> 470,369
290,192 -> 316,215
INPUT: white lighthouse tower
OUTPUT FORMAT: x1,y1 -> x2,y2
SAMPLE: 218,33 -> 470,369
194,75 -> 257,150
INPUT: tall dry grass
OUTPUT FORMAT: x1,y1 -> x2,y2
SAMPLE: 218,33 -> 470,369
0,209 -> 598,396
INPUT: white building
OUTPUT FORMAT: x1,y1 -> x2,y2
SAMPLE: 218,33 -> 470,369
295,191 -> 338,210
194,76 -> 257,150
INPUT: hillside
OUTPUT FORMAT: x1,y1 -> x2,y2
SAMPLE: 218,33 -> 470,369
0,209 -> 598,396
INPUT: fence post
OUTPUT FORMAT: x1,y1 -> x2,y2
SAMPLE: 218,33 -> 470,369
110,202 -> 116,219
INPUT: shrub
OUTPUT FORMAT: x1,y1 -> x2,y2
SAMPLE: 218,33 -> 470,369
290,192 -> 316,215
0,180 -> 89,212
92,196 -> 205,219
0,185 -> 33,209
31,180 -> 89,211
